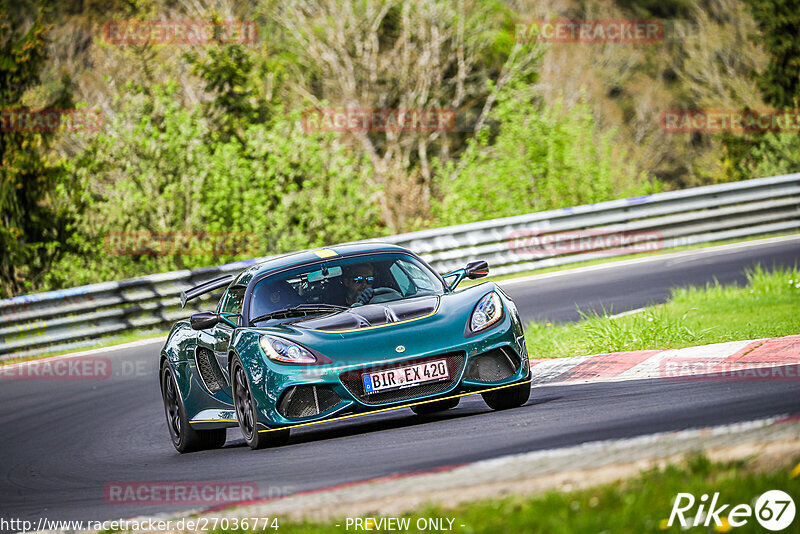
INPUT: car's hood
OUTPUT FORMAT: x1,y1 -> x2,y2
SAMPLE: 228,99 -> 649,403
239,283 -> 502,366
289,296 -> 439,332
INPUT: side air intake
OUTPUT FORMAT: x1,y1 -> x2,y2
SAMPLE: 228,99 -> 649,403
195,349 -> 227,393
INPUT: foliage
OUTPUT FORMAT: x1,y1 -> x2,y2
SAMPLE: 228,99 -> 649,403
0,3 -> 76,297
4,0 -> 800,296
721,129 -> 800,183
45,52 -> 385,289
746,0 -> 800,109
434,83 -> 659,226
748,132 -> 800,177
717,0 -> 800,183
184,36 -> 274,143
270,0 -> 542,232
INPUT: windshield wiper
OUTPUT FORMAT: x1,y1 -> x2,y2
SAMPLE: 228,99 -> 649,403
250,303 -> 348,324
293,303 -> 348,311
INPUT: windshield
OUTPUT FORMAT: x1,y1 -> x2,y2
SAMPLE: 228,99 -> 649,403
249,252 -> 445,325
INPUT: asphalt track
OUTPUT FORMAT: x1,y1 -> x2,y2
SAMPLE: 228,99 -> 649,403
1,236 -> 799,525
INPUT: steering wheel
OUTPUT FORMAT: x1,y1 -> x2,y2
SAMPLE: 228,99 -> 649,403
353,287 -> 403,306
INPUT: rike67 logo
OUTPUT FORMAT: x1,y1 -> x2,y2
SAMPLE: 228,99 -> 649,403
668,490 -> 796,531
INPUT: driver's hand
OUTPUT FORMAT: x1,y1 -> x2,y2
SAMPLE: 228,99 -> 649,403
356,288 -> 374,305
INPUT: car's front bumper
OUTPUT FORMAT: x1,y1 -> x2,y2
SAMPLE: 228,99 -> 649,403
248,318 -> 529,429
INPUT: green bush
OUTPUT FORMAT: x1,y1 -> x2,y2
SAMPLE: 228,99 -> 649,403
434,83 -> 660,226
46,83 -> 385,289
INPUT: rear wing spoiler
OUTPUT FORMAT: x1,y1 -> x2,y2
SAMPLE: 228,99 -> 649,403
180,275 -> 233,308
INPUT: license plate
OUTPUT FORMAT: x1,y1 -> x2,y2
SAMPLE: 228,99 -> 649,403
362,359 -> 449,394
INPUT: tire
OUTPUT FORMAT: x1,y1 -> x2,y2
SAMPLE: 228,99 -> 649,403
231,356 -> 290,450
161,362 -> 226,453
481,380 -> 531,410
411,396 -> 460,415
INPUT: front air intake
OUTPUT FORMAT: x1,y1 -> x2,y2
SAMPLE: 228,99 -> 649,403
277,385 -> 341,418
464,347 -> 519,382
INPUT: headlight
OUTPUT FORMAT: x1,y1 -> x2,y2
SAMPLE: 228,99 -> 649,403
470,292 -> 503,332
259,336 -> 316,363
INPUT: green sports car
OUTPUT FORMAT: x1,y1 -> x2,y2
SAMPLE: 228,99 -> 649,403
159,242 -> 531,452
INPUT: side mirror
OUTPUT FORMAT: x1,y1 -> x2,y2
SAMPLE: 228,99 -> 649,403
190,312 -> 221,330
443,260 -> 490,290
465,260 -> 489,279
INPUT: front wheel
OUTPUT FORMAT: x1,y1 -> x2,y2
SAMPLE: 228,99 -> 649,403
231,356 -> 290,450
161,363 -> 226,453
482,380 -> 531,410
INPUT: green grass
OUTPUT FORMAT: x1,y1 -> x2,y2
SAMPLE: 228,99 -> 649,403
214,454 -> 800,534
525,265 -> 800,359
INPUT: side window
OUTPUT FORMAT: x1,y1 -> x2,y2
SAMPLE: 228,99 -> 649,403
390,263 -> 414,296
220,287 -> 246,316
397,260 -> 437,292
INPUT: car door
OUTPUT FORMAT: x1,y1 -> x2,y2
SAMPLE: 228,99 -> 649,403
212,285 -> 246,384
195,285 -> 244,393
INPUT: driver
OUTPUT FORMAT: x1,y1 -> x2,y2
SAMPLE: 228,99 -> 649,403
343,263 -> 375,306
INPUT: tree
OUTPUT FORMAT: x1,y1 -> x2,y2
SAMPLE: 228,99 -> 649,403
271,0 -> 541,232
54,77 -> 385,287
0,3 -> 75,297
184,23 -> 274,144
747,0 -> 800,109
718,0 -> 800,182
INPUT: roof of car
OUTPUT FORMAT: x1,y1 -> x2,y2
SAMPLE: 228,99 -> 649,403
232,242 -> 412,286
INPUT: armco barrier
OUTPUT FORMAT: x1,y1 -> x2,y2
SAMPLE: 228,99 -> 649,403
0,260 -> 270,359
376,173 -> 800,275
1,173 -> 799,358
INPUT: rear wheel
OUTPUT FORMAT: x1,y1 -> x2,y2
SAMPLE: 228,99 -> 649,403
411,396 -> 460,415
482,380 -> 531,410
161,362 -> 226,453
231,356 -> 290,450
